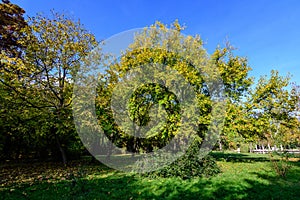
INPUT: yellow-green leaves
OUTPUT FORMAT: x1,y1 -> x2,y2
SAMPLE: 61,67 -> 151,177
248,70 -> 298,146
96,21 -> 215,154
212,46 -> 253,102
1,9 -> 99,163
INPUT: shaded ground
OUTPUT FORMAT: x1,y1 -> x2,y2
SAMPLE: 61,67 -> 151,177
1,152 -> 299,200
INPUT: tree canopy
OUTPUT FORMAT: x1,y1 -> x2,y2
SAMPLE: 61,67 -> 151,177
0,2 -> 299,169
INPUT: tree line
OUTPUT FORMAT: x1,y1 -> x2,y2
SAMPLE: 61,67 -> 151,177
1,2 -> 299,164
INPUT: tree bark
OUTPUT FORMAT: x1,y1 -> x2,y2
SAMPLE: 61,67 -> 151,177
106,142 -> 113,160
56,136 -> 67,165
219,140 -> 222,151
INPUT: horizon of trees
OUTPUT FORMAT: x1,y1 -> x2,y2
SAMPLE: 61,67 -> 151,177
1,1 -> 299,165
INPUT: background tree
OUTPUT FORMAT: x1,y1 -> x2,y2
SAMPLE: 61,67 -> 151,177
1,11 -> 99,164
211,46 -> 253,150
290,84 -> 300,147
0,1 -> 30,160
247,70 -> 298,150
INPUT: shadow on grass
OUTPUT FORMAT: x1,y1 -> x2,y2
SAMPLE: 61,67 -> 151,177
210,151 -> 271,163
1,153 -> 299,200
244,168 -> 300,200
2,167 -> 299,200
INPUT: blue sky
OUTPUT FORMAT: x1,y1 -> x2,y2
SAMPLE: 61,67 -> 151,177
13,0 -> 300,85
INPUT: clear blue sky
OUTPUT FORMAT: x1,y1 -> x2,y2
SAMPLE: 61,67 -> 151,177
14,0 -> 300,85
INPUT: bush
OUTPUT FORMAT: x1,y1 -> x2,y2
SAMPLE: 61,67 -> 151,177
142,139 -> 221,179
269,153 -> 292,178
239,142 -> 249,153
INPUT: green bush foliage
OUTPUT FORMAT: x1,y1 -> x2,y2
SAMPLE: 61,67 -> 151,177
143,140 -> 221,179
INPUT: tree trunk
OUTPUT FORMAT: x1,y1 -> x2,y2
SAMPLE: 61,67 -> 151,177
268,143 -> 271,153
106,142 -> 113,160
219,140 -> 222,151
56,136 -> 67,165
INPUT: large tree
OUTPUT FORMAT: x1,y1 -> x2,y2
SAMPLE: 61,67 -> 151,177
1,11 -> 99,163
92,21 -> 228,177
95,21 -> 256,157
96,21 -> 213,154
0,1 -> 30,160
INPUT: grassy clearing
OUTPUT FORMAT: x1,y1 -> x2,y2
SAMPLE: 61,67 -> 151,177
1,152 -> 299,200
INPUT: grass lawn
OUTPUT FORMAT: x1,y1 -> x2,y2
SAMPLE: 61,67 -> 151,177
1,152 -> 299,200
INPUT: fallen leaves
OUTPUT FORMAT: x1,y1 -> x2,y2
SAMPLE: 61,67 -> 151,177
0,160 -> 108,188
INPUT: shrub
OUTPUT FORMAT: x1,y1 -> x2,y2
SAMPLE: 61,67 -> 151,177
142,139 -> 221,179
269,153 -> 292,178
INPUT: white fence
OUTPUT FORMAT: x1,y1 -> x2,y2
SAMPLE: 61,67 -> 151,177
251,149 -> 300,154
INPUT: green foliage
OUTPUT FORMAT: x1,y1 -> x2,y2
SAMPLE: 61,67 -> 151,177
96,21 -> 213,154
0,1 -> 31,160
127,83 -> 181,148
0,2 -> 299,167
209,43 -> 254,150
0,8 -> 99,163
269,153 -> 293,178
212,46 -> 253,103
143,139 -> 221,179
247,70 -> 299,146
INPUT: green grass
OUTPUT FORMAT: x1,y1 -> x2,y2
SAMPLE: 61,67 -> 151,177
1,152 -> 299,200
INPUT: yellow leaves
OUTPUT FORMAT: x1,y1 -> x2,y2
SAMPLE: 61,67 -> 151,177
155,21 -> 166,30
